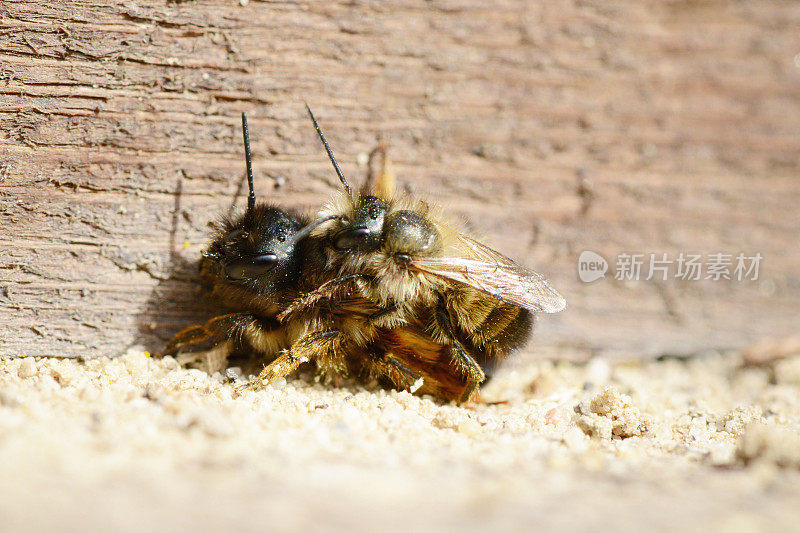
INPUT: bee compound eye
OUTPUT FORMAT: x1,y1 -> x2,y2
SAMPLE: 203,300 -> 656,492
252,253 -> 278,266
224,253 -> 279,280
335,227 -> 372,250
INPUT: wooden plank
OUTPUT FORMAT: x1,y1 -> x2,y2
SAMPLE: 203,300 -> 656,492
1,0 -> 798,359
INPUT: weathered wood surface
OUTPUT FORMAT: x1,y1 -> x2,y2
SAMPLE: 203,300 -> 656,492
1,0 -> 799,359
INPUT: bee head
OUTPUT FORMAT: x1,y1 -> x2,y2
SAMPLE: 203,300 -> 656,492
305,104 -> 382,252
333,195 -> 389,251
330,198 -> 440,260
199,113 -> 314,295
202,205 -> 305,289
304,105 -> 442,260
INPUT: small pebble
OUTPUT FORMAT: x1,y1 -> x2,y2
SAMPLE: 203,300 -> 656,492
457,418 -> 481,436
17,358 -> 37,379
432,411 -> 458,429
585,357 -> 611,385
563,426 -> 589,453
51,363 -> 77,385
409,377 -> 424,394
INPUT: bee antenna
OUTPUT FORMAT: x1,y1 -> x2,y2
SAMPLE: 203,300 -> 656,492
304,103 -> 353,197
241,112 -> 256,214
291,214 -> 344,245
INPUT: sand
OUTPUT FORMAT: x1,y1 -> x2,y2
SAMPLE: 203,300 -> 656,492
1,348 -> 799,532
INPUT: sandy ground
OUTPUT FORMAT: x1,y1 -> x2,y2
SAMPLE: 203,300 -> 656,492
1,348 -> 799,533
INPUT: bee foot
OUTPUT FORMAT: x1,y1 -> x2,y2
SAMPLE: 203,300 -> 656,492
234,378 -> 266,396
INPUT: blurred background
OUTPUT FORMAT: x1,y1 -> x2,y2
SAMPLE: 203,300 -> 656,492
1,1 -> 798,359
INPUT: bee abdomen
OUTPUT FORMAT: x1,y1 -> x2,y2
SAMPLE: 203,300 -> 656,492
452,299 -> 535,375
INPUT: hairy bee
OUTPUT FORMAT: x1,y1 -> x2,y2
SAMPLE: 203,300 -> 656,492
163,113 -> 329,373
282,105 -> 567,402
165,113 -> 468,400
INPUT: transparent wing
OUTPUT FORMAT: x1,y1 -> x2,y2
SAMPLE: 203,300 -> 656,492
408,234 -> 566,313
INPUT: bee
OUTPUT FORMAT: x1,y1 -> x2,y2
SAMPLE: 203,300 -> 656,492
163,113 -> 338,374
165,113 -> 468,400
281,105 -> 567,402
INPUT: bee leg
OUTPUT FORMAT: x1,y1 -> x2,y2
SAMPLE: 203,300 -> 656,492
434,303 -> 485,403
370,347 -> 421,391
278,274 -> 375,322
237,330 -> 339,393
164,324 -> 214,356
385,355 -> 420,382
164,313 -> 272,373
164,313 -> 269,354
313,273 -> 373,293
369,303 -> 397,321
457,371 -> 480,403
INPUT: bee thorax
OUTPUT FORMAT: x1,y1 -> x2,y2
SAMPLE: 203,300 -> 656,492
384,210 -> 441,256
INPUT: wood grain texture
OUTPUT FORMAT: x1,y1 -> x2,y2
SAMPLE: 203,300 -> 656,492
1,0 -> 799,359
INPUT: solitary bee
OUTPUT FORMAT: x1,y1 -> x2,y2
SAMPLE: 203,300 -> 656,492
282,106 -> 566,402
164,113 -> 338,374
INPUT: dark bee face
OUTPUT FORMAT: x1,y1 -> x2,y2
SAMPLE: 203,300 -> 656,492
332,196 -> 441,260
333,195 -> 389,251
202,204 -> 305,292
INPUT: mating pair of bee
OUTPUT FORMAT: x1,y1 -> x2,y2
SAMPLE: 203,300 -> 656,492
164,106 -> 566,403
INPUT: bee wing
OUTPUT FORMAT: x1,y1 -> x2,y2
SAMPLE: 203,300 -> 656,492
408,235 -> 567,313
